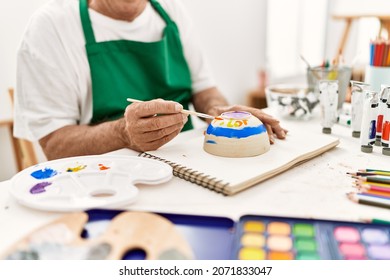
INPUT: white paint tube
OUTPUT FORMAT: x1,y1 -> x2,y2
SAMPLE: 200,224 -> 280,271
350,81 -> 370,138
381,98 -> 390,154
319,80 -> 338,134
376,85 -> 390,146
337,113 -> 351,127
360,90 -> 379,153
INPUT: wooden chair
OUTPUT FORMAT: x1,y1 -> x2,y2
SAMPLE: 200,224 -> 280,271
7,88 -> 38,171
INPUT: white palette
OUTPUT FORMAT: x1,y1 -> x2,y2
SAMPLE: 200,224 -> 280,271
10,155 -> 173,212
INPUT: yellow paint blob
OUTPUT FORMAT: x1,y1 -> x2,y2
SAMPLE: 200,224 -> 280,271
267,235 -> 293,251
241,233 -> 265,247
267,222 -> 291,235
66,164 -> 87,172
243,221 -> 265,233
239,247 -> 266,260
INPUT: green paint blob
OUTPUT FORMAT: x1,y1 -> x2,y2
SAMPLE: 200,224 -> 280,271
294,238 -> 317,252
296,251 -> 320,260
293,223 -> 315,237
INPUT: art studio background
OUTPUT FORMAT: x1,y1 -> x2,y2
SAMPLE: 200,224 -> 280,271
1,0 -> 390,181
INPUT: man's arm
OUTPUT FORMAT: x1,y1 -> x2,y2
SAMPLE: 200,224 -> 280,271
40,100 -> 188,160
192,87 -> 287,143
39,120 -> 127,160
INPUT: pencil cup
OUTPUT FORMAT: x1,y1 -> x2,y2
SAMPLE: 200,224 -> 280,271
364,66 -> 390,92
307,66 -> 352,110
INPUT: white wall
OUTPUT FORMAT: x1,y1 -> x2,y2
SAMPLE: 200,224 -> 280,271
0,0 -> 267,180
181,0 -> 267,104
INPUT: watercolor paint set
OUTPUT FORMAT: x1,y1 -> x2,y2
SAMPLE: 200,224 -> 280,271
3,209 -> 390,260
234,215 -> 390,260
9,155 -> 173,212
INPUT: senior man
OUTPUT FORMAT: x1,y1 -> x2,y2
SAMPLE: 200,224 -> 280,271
14,0 -> 286,160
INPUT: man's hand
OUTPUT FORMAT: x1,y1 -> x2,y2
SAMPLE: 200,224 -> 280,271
122,99 -> 188,151
192,87 -> 287,144
209,104 -> 287,144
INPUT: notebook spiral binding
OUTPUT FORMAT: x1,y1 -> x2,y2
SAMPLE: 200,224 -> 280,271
139,152 -> 230,195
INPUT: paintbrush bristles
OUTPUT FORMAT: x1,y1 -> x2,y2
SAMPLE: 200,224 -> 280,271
126,98 -> 215,120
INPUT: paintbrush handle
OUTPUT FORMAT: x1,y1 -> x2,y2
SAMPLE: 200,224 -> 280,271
126,98 -> 215,119
181,109 -> 215,119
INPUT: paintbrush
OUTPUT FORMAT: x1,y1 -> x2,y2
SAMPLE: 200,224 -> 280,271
126,98 -> 215,120
300,54 -> 321,80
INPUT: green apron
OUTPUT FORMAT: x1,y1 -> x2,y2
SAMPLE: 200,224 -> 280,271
79,0 -> 193,131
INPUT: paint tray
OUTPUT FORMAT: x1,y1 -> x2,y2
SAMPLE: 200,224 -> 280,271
233,215 -> 390,260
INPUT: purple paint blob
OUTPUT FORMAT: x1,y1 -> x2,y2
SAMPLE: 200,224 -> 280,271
367,245 -> 390,259
30,182 -> 52,194
361,228 -> 389,245
221,111 -> 251,120
30,167 -> 58,179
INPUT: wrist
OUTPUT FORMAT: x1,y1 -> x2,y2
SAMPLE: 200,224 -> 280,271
114,118 -> 131,149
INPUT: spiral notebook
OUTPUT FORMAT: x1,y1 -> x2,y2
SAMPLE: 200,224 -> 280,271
139,127 -> 339,196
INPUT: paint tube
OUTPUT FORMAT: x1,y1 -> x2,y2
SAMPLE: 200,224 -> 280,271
376,85 -> 390,146
382,98 -> 390,155
360,90 -> 379,153
350,81 -> 370,138
319,80 -> 338,134
337,113 -> 351,127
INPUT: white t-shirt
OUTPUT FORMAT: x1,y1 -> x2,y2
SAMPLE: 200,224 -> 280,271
14,0 -> 215,141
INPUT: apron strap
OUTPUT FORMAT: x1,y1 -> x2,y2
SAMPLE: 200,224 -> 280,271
79,0 -> 96,44
150,0 -> 174,25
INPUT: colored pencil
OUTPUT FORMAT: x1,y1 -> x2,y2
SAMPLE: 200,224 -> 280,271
358,169 -> 390,174
353,175 -> 390,185
354,181 -> 390,189
355,184 -> 390,193
360,218 -> 390,225
370,41 -> 375,66
347,192 -> 390,209
358,192 -> 390,200
378,41 -> 385,66
387,43 -> 390,66
383,43 -> 390,67
347,171 -> 390,177
126,98 -> 215,120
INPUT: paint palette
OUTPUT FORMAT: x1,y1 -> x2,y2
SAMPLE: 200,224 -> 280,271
10,155 -> 173,212
234,215 -> 390,260
3,211 -> 195,260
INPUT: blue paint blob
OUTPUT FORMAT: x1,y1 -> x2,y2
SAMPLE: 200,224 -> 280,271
30,182 -> 52,194
206,124 -> 267,139
206,140 -> 217,144
30,167 -> 58,179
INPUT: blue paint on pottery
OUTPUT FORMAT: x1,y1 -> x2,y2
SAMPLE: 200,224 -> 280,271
206,140 -> 217,144
30,182 -> 52,194
30,167 -> 58,179
206,124 -> 267,139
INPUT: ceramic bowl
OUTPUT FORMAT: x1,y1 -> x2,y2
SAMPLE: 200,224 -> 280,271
203,111 -> 270,157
